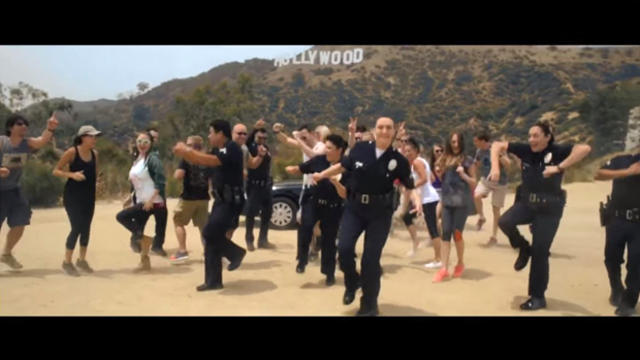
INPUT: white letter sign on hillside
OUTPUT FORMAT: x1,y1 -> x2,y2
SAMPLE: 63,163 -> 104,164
274,48 -> 364,67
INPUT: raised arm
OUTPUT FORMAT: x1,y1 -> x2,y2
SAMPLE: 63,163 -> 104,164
173,142 -> 221,167
28,113 -> 59,150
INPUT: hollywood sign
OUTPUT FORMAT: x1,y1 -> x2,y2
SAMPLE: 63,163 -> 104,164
274,48 -> 364,67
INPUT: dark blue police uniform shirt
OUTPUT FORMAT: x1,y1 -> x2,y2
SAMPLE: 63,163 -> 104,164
600,153 -> 640,210
247,142 -> 271,180
508,142 -> 573,194
340,141 -> 414,194
211,140 -> 244,189
299,155 -> 349,203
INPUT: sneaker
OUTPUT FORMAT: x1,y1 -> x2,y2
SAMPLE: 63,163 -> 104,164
432,268 -> 450,283
405,249 -> 417,258
62,262 -> 80,277
453,264 -> 465,278
1,253 -> 23,270
170,251 -> 189,264
246,242 -> 255,252
76,259 -> 94,273
424,261 -> 442,269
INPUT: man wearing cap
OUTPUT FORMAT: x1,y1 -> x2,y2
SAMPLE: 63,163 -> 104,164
53,125 -> 101,276
1,113 -> 59,270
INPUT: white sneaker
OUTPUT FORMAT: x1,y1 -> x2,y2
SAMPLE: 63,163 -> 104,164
406,249 -> 417,258
424,261 -> 442,269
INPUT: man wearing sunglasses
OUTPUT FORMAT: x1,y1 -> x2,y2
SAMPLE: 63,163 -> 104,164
232,123 -> 250,181
1,113 -> 59,270
170,135 -> 210,264
245,123 -> 275,251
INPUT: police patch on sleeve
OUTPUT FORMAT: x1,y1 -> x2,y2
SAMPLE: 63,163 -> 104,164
388,159 -> 397,171
544,152 -> 552,164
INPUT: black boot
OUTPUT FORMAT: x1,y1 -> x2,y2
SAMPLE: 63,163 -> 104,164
296,263 -> 305,273
227,248 -> 247,271
520,297 -> 547,311
326,274 -> 335,286
514,244 -> 531,271
343,281 -> 361,305
356,297 -> 379,316
609,288 -> 624,307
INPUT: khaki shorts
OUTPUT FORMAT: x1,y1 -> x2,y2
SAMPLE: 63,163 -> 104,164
173,199 -> 209,228
475,179 -> 507,208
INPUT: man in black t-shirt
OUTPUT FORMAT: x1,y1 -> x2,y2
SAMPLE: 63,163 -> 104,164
173,120 -> 247,291
595,152 -> 640,316
170,135 -> 211,264
489,121 -> 591,311
245,127 -> 275,251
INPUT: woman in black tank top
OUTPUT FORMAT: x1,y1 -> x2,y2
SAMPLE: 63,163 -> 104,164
53,126 -> 101,276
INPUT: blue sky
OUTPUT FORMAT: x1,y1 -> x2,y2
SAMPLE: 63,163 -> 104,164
0,46 -> 312,102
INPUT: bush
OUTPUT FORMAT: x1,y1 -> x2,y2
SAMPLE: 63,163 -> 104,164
21,159 -> 65,207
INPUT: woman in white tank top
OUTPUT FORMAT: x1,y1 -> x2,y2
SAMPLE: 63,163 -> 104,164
401,139 -> 443,269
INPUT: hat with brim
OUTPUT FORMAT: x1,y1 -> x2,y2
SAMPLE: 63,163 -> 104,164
77,125 -> 102,136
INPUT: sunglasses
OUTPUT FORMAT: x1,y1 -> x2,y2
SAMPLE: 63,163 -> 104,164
257,137 -> 268,141
137,139 -> 151,145
236,132 -> 248,136
434,149 -> 443,153
15,121 -> 28,127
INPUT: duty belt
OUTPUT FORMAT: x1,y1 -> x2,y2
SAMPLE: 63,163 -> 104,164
520,190 -> 566,205
350,192 -> 393,206
316,198 -> 343,208
214,185 -> 244,204
613,208 -> 640,222
248,178 -> 271,187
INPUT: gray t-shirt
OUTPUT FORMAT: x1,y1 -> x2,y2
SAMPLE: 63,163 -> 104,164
474,146 -> 507,185
0,135 -> 32,191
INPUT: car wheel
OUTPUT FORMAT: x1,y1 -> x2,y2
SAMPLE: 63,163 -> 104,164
270,197 -> 297,229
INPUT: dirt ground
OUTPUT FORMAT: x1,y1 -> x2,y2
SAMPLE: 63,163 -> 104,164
0,181 -> 632,316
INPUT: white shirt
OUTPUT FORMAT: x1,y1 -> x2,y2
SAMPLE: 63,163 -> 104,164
129,157 -> 163,204
413,157 -> 440,204
375,147 -> 385,159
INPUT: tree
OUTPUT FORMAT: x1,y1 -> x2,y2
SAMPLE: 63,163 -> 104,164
0,81 -> 49,112
136,82 -> 150,95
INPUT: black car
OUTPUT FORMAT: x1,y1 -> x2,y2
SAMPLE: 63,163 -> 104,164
268,180 -> 303,230
240,180 -> 303,230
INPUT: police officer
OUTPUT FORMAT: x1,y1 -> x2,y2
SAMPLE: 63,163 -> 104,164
489,120 -> 591,310
245,126 -> 275,250
286,134 -> 349,286
313,117 -> 422,316
595,151 -> 640,316
173,119 -> 246,291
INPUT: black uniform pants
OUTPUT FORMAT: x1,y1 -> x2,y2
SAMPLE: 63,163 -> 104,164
201,200 -> 245,286
245,183 -> 273,245
498,201 -> 564,298
296,198 -> 343,277
338,202 -> 393,308
605,218 -> 640,309
63,192 -> 95,250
